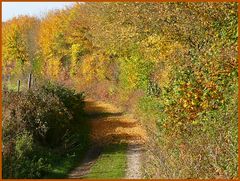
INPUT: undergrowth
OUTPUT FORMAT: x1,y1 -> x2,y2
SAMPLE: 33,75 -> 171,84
2,82 -> 90,178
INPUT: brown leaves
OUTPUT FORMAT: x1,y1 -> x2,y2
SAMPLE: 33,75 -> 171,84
85,100 -> 147,145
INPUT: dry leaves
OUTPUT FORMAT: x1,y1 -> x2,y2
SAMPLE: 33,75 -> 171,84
85,100 -> 147,145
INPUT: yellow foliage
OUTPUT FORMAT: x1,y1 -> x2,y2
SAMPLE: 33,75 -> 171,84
141,35 -> 184,64
81,55 -> 94,82
2,16 -> 39,75
45,59 -> 61,79
81,52 -> 110,83
140,35 -> 185,88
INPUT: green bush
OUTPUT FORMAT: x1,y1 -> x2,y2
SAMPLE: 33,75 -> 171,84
2,83 -> 89,178
119,48 -> 153,92
138,54 -> 238,178
42,82 -> 85,121
3,130 -> 50,178
155,83 -> 238,178
3,90 -> 71,146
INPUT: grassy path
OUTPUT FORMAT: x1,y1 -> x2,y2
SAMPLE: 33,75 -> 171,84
68,99 -> 147,179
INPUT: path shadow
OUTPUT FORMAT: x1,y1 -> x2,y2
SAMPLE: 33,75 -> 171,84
84,112 -> 124,119
68,146 -> 103,178
91,133 -> 145,146
67,100 -> 145,179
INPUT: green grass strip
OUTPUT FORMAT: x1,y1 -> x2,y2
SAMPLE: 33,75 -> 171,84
86,144 -> 127,179
44,145 -> 89,178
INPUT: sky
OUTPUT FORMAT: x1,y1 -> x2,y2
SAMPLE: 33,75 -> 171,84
2,2 -> 75,22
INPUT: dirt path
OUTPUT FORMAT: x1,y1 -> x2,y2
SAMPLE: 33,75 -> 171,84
68,146 -> 102,178
68,99 -> 147,178
125,144 -> 144,178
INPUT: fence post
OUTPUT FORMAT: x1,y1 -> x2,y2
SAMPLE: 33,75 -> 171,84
32,77 -> 36,87
9,141 -> 13,178
17,80 -> 20,92
28,73 -> 32,90
32,77 -> 34,86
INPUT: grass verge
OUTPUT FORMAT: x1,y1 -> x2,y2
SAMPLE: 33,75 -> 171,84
86,144 -> 127,179
44,144 -> 89,178
44,120 -> 90,178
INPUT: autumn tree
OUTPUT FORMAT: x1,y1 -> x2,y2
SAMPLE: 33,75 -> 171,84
2,16 -> 39,78
38,4 -> 92,80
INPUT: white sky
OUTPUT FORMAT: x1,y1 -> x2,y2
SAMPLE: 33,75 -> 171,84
2,2 -> 75,22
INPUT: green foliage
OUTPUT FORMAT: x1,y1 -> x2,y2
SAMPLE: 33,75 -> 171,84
70,43 -> 86,77
119,48 -> 153,91
3,90 -> 71,146
147,81 -> 161,97
4,26 -> 28,65
139,46 -> 238,179
32,54 -> 44,75
15,131 -> 33,158
138,96 -> 163,118
42,82 -> 85,121
152,82 -> 238,178
2,83 -> 89,178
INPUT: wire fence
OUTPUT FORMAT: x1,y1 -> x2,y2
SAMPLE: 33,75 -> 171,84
3,73 -> 37,93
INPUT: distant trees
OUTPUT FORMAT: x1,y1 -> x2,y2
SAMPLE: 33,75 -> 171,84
3,16 -> 39,77
38,5 -> 92,80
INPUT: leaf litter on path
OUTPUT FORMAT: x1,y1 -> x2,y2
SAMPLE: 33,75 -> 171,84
68,99 -> 147,178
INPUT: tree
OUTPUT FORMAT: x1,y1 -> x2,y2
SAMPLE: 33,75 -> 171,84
2,16 -> 39,77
